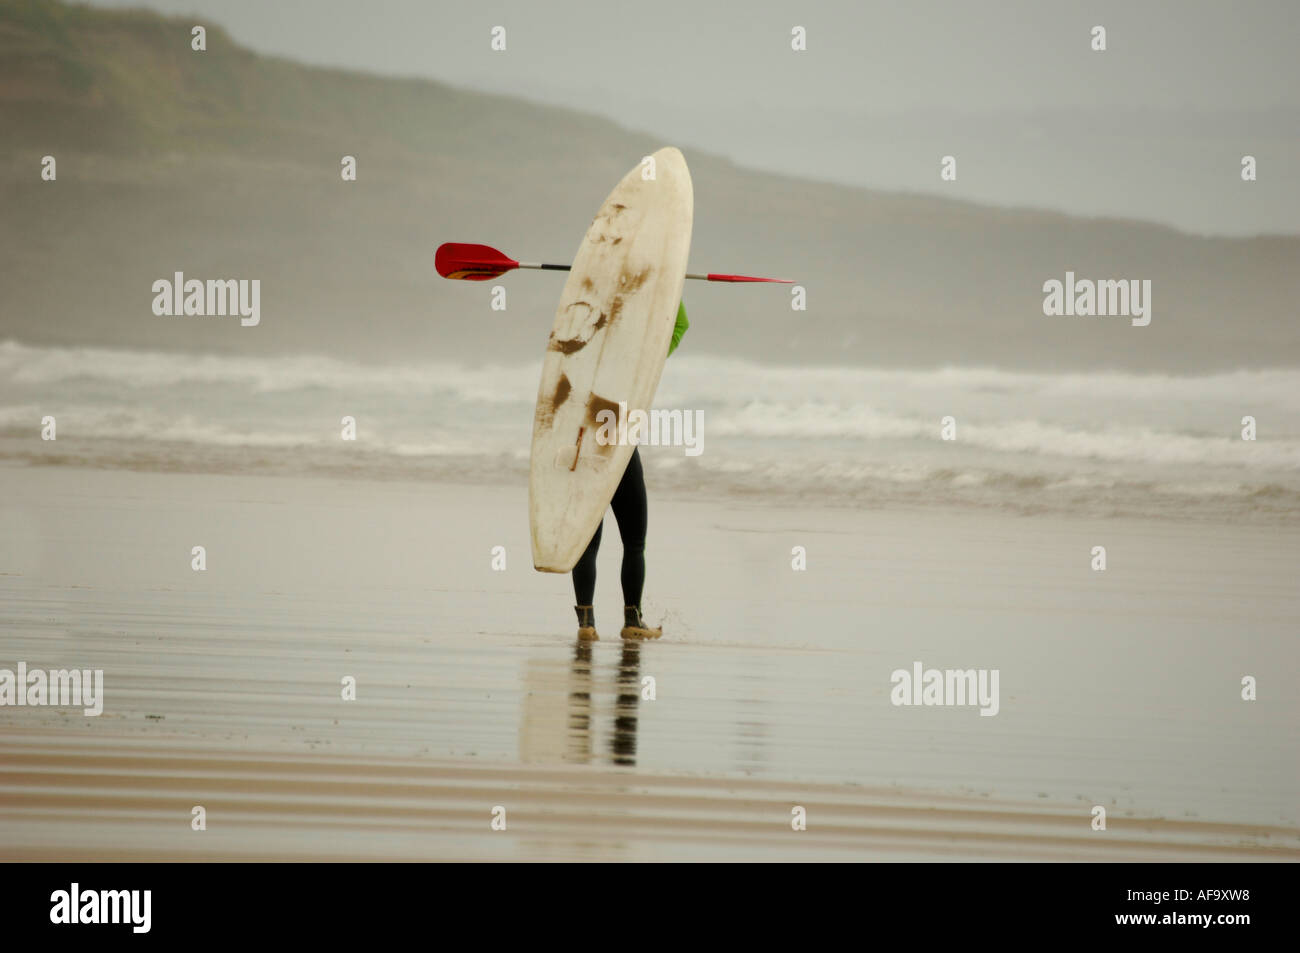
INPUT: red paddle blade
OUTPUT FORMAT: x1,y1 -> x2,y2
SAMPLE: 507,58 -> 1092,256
435,242 -> 518,280
707,273 -> 794,283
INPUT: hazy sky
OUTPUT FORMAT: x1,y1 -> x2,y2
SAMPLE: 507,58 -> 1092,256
88,0 -> 1300,234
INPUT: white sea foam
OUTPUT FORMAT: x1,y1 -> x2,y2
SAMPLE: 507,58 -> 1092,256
3,340 -> 1298,517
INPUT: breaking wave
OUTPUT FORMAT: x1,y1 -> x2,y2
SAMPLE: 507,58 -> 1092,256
3,341 -> 1298,520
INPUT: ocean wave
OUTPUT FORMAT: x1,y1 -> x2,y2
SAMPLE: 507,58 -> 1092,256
7,339 -> 1300,409
3,340 -> 1299,519
0,340 -> 540,403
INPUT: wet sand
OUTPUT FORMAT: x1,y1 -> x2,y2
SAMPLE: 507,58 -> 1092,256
1,464 -> 1297,861
3,737 -> 1295,861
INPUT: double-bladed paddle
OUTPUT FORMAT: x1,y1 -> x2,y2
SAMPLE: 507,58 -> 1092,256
436,242 -> 792,283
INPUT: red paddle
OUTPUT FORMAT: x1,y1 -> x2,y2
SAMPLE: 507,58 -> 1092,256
436,242 -> 792,283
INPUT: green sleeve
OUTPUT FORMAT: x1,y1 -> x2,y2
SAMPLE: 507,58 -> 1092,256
667,301 -> 689,357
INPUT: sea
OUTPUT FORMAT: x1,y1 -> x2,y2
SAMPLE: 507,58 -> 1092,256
3,339 -> 1298,522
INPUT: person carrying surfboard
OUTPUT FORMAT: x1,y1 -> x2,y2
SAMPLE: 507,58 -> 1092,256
572,301 -> 689,641
438,151 -> 787,644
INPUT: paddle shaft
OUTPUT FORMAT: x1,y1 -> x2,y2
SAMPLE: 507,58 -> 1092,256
437,246 -> 790,283
519,262 -> 746,282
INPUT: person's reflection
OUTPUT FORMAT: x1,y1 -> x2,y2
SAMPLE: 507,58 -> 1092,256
565,641 -> 595,763
610,642 -> 641,766
563,639 -> 643,767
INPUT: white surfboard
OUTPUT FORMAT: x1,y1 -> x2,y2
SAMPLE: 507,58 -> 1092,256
529,147 -> 693,572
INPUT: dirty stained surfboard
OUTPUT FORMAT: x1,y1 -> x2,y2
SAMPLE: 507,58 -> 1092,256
529,147 -> 693,572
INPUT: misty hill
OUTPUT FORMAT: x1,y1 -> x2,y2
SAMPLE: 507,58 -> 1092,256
2,0 -> 1297,371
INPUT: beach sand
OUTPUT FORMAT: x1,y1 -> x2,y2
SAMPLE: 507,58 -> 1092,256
1,464 -> 1297,861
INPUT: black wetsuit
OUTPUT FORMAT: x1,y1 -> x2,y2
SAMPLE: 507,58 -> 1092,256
570,302 -> 687,611
571,447 -> 647,608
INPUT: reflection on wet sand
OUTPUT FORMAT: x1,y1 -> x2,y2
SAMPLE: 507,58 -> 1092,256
611,643 -> 641,766
520,641 -> 642,768
565,642 -> 593,764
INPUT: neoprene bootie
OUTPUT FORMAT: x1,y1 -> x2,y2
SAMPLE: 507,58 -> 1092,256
575,605 -> 598,641
620,605 -> 662,641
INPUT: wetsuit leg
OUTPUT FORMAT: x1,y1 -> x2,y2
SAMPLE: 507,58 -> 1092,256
609,448 -> 648,608
571,519 -> 602,606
